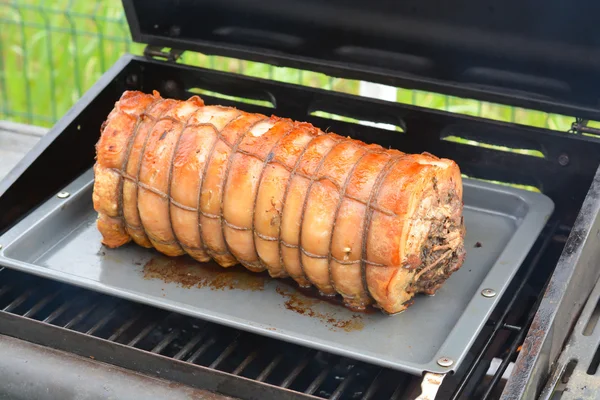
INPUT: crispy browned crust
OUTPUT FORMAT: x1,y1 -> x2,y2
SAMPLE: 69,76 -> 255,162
93,90 -> 466,314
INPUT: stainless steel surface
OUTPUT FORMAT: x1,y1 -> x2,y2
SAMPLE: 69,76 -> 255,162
0,334 -> 237,400
0,168 -> 554,375
501,165 -> 600,400
539,273 -> 600,400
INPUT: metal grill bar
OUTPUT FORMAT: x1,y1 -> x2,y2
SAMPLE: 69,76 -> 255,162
151,328 -> 180,354
23,291 -> 60,318
187,336 -> 217,364
256,354 -> 283,382
108,312 -> 143,342
43,294 -> 91,324
86,304 -> 122,335
209,337 -> 239,369
280,350 -> 314,388
173,329 -> 207,361
361,369 -> 383,400
2,289 -> 32,312
305,364 -> 331,395
329,369 -> 358,400
233,350 -> 259,375
127,320 -> 158,347
390,375 -> 411,400
64,303 -> 98,330
43,302 -> 70,324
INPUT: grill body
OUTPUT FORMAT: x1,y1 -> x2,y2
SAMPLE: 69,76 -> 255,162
1,54 -> 600,399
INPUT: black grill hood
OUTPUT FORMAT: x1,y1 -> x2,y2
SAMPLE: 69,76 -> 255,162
123,0 -> 600,119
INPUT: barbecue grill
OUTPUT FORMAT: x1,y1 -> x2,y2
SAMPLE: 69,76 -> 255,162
2,1 -> 600,399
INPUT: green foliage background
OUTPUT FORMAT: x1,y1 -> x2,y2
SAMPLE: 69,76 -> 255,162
1,0 -> 580,134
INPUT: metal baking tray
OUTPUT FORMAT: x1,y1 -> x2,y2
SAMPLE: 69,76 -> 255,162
0,168 -> 554,375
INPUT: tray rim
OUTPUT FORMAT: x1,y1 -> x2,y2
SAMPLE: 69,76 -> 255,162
0,169 -> 555,375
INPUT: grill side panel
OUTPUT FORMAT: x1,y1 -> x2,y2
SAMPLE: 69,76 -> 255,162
0,335 -> 238,400
0,310 -> 317,400
502,165 -> 600,399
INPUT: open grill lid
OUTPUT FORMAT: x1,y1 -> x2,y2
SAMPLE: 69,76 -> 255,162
123,0 -> 600,120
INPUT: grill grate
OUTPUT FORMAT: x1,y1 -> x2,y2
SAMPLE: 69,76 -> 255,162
0,221 -> 567,399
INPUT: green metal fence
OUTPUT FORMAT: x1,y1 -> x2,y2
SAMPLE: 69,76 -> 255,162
0,0 -> 585,132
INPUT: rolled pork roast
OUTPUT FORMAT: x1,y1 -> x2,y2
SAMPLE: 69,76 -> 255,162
93,90 -> 466,314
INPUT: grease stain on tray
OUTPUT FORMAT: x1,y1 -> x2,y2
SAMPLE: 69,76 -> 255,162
275,286 -> 366,332
143,255 -> 267,291
142,254 -> 366,332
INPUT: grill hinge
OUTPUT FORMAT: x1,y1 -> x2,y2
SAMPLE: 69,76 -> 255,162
570,118 -> 600,136
143,46 -> 183,63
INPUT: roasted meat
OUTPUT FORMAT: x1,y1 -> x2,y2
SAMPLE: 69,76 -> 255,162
93,90 -> 466,314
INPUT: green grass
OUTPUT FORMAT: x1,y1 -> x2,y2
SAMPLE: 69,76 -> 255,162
0,0 -> 594,141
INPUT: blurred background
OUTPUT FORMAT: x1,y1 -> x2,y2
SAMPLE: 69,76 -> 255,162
1,0 -> 584,131
4,0 -> 600,191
